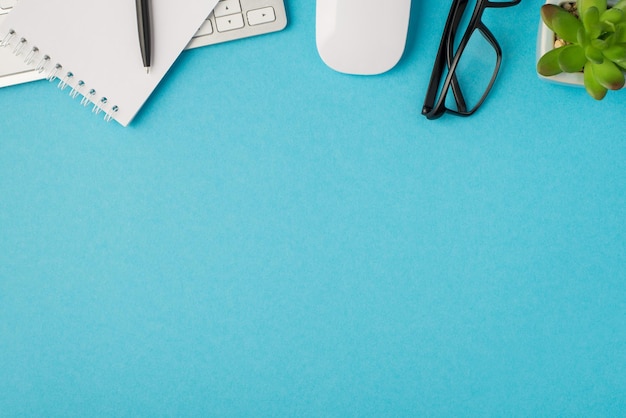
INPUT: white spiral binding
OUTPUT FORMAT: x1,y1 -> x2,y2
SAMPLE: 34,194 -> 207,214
24,46 -> 39,65
0,28 -> 120,123
0,29 -> 15,47
58,71 -> 73,90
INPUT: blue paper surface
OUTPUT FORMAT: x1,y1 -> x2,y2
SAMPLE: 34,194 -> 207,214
1,1 -> 625,416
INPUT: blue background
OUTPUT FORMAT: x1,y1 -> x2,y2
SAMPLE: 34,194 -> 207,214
1,1 -> 625,416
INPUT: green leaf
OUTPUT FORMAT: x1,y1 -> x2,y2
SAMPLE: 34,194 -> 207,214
559,45 -> 588,71
600,8 -> 624,24
584,61 -> 609,99
578,26 -> 588,45
602,44 -> 626,61
586,45 -> 605,62
541,4 -> 583,43
602,20 -> 617,33
537,47 -> 564,76
580,0 -> 607,16
591,38 -> 609,50
555,13 -> 585,43
612,0 -> 626,12
540,4 -> 560,32
591,59 -> 625,89
615,23 -> 626,42
583,6 -> 600,32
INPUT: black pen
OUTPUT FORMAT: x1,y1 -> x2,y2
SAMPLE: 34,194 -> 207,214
135,0 -> 152,74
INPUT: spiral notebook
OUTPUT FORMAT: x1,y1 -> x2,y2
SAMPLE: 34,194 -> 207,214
0,0 -> 220,126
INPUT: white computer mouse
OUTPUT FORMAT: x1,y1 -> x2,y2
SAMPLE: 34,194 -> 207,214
316,0 -> 411,75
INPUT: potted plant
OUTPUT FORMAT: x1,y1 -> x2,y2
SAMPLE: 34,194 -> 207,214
536,0 -> 626,99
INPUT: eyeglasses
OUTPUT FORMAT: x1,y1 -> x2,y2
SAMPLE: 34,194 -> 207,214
422,0 -> 521,120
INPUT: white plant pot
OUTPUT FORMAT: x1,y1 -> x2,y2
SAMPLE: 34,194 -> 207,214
536,0 -> 619,86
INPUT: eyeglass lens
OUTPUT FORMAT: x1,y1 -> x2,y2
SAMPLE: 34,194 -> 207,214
423,0 -> 520,119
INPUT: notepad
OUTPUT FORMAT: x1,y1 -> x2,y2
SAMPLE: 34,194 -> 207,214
0,0 -> 219,126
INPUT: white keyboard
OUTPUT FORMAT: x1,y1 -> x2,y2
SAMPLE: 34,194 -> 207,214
188,0 -> 287,48
0,0 -> 287,88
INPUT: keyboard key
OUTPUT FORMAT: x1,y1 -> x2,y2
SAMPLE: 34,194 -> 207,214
247,7 -> 276,26
214,0 -> 241,17
215,13 -> 244,32
0,0 -> 17,11
196,19 -> 213,36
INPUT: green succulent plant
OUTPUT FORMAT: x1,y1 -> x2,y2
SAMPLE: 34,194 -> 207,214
537,0 -> 626,99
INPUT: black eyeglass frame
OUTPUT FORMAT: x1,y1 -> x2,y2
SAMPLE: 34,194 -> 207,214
422,0 -> 521,120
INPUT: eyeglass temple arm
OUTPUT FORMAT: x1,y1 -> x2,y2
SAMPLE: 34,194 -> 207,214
422,0 -> 468,117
